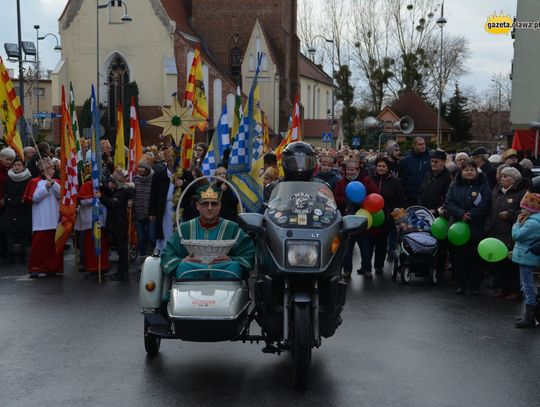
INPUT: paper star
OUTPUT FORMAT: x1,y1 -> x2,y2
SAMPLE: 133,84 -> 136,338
147,97 -> 207,145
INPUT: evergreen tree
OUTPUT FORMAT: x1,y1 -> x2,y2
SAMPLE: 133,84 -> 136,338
445,83 -> 472,143
334,65 -> 358,146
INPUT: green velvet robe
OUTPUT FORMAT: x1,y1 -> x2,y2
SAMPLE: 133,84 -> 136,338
161,217 -> 255,279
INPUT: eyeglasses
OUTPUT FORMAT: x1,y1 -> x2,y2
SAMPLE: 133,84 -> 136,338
199,201 -> 219,208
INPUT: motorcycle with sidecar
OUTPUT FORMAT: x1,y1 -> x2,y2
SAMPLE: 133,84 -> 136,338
139,177 -> 366,389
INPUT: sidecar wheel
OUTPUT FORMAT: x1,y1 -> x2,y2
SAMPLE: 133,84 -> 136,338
292,302 -> 312,390
144,320 -> 161,357
400,265 -> 411,285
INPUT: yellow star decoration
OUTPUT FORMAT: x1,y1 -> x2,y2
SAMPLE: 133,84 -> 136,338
147,97 -> 207,145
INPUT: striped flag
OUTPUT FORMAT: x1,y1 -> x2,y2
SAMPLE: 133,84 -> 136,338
180,132 -> 193,170
202,106 -> 229,176
185,43 -> 208,132
127,96 -> 143,181
91,85 -> 102,256
69,82 -> 83,178
262,110 -> 270,153
0,57 -> 24,159
54,85 -> 79,253
275,95 -> 301,176
114,103 -> 125,169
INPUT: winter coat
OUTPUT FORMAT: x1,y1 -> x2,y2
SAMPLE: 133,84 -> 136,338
315,169 -> 341,190
480,161 -> 497,189
133,171 -> 153,219
370,172 -> 406,231
2,173 -> 32,232
418,168 -> 452,214
399,149 -> 431,204
444,172 -> 492,240
485,178 -> 529,249
0,162 -> 9,202
334,171 -> 379,216
100,182 -> 135,237
511,213 -> 540,267
214,181 -> 239,222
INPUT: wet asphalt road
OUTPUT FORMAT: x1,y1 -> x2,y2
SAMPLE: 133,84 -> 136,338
1,248 -> 540,407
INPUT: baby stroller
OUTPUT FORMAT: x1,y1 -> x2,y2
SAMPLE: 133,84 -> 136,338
391,206 -> 438,285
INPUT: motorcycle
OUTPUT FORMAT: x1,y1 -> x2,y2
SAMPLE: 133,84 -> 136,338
139,177 -> 366,389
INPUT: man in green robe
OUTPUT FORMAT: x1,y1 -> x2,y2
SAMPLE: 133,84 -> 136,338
161,184 -> 255,279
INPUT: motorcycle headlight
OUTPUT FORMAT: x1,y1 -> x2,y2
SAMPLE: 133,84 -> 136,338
286,240 -> 320,268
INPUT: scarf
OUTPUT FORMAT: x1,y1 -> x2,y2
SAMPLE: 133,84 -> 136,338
8,168 -> 32,182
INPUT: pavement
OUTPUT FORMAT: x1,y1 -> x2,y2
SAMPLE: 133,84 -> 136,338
1,247 -> 540,407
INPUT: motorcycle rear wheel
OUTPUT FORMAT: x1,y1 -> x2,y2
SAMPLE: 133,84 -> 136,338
292,302 -> 312,390
144,319 -> 161,357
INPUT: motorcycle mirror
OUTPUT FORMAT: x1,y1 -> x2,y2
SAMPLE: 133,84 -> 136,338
238,213 -> 265,235
341,215 -> 367,237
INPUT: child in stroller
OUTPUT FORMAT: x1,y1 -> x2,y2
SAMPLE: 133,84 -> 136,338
391,206 -> 438,284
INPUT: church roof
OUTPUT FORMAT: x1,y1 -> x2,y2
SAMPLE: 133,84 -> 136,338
160,0 -> 197,37
387,90 -> 451,131
299,54 -> 333,86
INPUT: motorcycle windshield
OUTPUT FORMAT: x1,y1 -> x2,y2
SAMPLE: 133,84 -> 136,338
267,182 -> 338,228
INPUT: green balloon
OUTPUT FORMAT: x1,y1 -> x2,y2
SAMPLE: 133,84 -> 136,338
431,217 -> 449,240
447,221 -> 471,246
477,238 -> 508,263
372,210 -> 385,227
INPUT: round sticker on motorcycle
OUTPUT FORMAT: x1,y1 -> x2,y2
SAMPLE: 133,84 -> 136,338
277,216 -> 288,224
314,209 -> 322,216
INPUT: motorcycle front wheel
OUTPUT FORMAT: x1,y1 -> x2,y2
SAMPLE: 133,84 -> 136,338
292,302 -> 312,390
144,319 -> 161,357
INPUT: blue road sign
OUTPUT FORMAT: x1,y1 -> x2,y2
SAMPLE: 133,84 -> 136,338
352,137 -> 360,147
33,112 -> 61,119
322,132 -> 332,143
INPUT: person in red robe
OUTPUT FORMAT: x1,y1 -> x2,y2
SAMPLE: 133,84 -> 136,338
23,157 -> 63,278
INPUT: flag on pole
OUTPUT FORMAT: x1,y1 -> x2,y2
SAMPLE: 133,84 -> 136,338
202,106 -> 229,176
262,110 -> 270,153
114,103 -> 125,169
249,83 -> 264,163
230,85 -> 243,147
0,57 -> 24,159
127,96 -> 143,181
69,82 -> 83,178
185,43 -> 208,132
275,95 -> 301,176
91,85 -> 102,256
55,85 -> 79,253
180,132 -> 193,170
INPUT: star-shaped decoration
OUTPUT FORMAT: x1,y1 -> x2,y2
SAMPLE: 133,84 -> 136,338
147,97 -> 207,145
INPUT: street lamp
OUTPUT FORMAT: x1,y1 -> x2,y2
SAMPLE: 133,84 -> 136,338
33,25 -> 61,131
96,0 -> 132,106
308,35 -> 335,144
491,77 -> 503,137
436,2 -> 446,148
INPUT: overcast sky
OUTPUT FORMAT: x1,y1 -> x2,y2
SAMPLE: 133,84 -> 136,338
1,0 -> 517,95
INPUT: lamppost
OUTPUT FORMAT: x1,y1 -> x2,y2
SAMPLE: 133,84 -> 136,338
491,77 -> 502,137
307,35 -> 335,144
436,2 -> 447,148
33,25 -> 61,130
96,0 -> 132,106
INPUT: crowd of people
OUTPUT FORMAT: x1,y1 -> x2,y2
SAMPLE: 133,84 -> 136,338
1,135 -> 539,327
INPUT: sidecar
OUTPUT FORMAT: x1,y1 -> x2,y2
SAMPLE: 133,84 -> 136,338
139,254 -> 251,354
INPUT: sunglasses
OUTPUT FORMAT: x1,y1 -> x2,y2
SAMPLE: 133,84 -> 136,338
199,201 -> 219,208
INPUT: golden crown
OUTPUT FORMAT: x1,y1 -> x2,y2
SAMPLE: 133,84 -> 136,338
200,186 -> 220,201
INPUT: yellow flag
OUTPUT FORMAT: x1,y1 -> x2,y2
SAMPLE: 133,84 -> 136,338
114,103 -> 125,169
0,57 -> 24,159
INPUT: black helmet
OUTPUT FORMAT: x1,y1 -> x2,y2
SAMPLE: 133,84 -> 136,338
282,141 -> 317,181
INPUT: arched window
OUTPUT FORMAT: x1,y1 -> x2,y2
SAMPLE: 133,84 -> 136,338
106,53 -> 129,127
248,54 -> 255,72
231,47 -> 242,78
213,79 -> 223,127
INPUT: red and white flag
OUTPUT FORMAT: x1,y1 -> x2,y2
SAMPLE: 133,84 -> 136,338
128,96 -> 143,181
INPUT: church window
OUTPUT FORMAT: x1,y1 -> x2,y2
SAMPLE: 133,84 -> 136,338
213,79 -> 222,127
231,47 -> 242,78
106,53 -> 129,128
248,54 -> 255,72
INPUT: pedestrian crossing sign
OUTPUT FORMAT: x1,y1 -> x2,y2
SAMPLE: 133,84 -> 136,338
352,137 -> 360,147
322,132 -> 332,143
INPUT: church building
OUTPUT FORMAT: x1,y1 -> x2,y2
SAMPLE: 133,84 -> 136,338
52,0 -> 299,144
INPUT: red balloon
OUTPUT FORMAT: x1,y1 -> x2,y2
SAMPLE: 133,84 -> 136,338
363,193 -> 385,213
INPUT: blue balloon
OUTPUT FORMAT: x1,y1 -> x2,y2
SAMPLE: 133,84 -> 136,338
346,181 -> 366,204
